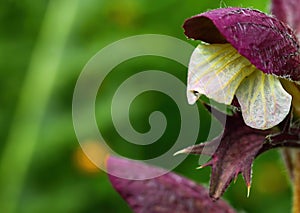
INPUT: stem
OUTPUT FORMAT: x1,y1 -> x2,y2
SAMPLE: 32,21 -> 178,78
0,1 -> 78,212
293,151 -> 300,213
281,148 -> 294,180
281,80 -> 300,213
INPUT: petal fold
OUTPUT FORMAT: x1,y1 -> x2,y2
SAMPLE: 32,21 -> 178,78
187,43 -> 255,105
183,8 -> 300,82
236,70 -> 292,129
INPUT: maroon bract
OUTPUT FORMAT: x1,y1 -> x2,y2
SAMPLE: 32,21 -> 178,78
175,113 -> 271,200
107,156 -> 236,213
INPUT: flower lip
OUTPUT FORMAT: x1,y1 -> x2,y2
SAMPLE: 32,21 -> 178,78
187,43 -> 292,129
183,7 -> 300,82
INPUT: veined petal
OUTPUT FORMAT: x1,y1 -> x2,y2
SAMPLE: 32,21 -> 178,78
236,70 -> 292,129
187,43 -> 255,105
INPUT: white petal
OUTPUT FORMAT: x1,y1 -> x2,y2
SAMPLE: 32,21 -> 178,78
236,70 -> 292,130
187,43 -> 255,105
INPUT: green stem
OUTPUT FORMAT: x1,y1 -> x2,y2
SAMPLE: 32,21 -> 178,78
281,148 -> 294,180
293,151 -> 300,213
0,1 -> 78,212
281,80 -> 300,213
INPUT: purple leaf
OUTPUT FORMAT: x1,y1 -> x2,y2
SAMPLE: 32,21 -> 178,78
183,8 -> 300,82
176,113 -> 270,200
271,0 -> 300,37
107,156 -> 236,213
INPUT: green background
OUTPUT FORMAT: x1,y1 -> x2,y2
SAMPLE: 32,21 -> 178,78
0,0 -> 292,212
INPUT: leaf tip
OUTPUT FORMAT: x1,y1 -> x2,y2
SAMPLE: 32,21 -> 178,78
247,184 -> 251,198
196,161 -> 213,170
233,174 -> 239,184
173,149 -> 187,156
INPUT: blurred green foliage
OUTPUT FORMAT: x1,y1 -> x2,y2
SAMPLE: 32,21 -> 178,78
0,0 -> 292,212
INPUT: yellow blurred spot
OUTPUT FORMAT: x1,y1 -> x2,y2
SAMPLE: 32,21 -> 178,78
105,0 -> 140,27
75,141 -> 110,173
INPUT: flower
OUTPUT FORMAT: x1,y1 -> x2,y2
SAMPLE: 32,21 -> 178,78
175,1 -> 300,201
184,7 -> 300,130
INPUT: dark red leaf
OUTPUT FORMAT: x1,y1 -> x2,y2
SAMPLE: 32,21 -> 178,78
183,8 -> 300,82
271,0 -> 300,37
107,156 -> 236,213
176,113 -> 270,200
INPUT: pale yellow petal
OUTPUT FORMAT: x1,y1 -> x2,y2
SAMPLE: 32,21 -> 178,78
236,70 -> 292,129
187,43 -> 256,105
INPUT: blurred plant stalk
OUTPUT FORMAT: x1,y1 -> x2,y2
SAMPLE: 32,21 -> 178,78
0,0 -> 79,212
281,80 -> 300,213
